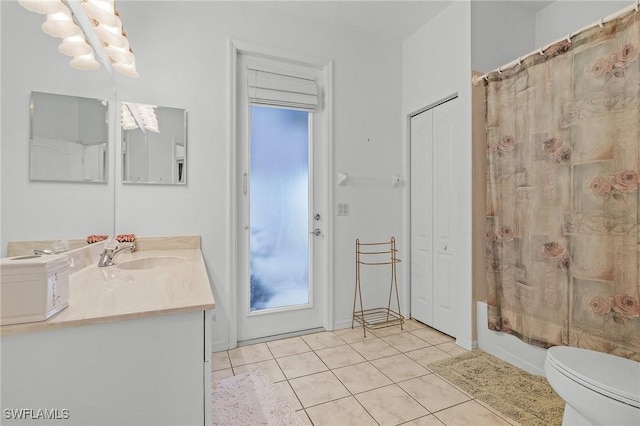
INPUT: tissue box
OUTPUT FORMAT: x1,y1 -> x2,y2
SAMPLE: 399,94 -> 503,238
0,254 -> 70,325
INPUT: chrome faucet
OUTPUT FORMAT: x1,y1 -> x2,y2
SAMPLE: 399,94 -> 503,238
98,243 -> 135,267
33,240 -> 69,256
33,249 -> 55,255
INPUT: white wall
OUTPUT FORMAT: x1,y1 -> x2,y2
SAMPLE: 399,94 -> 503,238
535,0 -> 630,47
470,1 -> 630,74
471,0 -> 536,73
0,1 -> 115,255
107,1 -> 403,349
402,1 -> 473,349
10,0 -> 624,354
2,1 -> 403,351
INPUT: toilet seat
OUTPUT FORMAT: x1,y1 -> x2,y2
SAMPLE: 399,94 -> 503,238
546,346 -> 640,408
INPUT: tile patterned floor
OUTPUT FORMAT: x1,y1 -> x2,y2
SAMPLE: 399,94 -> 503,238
212,319 -> 520,425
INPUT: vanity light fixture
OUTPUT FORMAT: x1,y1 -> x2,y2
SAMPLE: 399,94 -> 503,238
19,0 -> 139,77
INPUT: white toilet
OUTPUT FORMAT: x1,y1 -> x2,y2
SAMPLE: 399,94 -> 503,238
545,346 -> 640,426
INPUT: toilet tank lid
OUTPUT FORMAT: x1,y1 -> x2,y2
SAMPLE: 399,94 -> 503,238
547,346 -> 640,406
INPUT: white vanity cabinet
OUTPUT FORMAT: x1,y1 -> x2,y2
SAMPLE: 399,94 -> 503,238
1,309 -> 212,426
1,238 -> 215,425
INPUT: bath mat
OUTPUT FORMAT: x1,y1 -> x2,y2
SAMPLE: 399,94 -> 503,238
428,350 -> 564,426
211,369 -> 298,426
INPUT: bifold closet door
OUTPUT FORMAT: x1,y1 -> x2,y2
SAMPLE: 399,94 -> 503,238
410,97 -> 458,338
410,109 -> 434,327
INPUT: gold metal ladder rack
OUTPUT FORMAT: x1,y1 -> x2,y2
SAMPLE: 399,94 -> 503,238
352,237 -> 404,337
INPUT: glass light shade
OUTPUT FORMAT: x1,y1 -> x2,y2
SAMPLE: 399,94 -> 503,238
122,121 -> 138,130
104,39 -> 133,65
81,0 -> 121,28
70,52 -> 100,71
93,22 -> 125,48
121,104 -> 138,129
121,104 -> 133,118
42,11 -> 81,38
19,0 -> 66,15
59,35 -> 92,57
121,115 -> 138,129
135,105 -> 155,113
142,117 -> 158,128
113,55 -> 139,78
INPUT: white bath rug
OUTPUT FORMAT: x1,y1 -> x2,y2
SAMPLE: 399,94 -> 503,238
211,369 -> 299,426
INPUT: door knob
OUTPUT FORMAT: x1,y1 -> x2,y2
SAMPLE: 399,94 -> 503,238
314,214 -> 321,221
310,228 -> 321,236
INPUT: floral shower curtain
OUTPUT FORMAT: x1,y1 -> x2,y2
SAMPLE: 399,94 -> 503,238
485,8 -> 640,360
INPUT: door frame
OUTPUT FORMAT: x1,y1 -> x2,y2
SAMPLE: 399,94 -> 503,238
227,39 -> 334,348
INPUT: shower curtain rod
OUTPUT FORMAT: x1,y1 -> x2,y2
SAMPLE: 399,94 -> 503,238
472,0 -> 640,85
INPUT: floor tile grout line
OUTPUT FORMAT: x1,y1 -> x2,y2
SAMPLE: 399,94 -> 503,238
308,328 -> 462,424
214,324 -> 503,426
427,372 -> 521,426
306,338 -> 439,424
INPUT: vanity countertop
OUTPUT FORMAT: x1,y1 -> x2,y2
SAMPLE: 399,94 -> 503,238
1,237 -> 215,337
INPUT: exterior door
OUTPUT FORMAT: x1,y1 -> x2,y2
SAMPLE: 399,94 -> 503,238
236,52 -> 327,342
410,97 -> 458,337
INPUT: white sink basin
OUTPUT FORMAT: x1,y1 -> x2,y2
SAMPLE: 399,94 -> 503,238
115,256 -> 185,270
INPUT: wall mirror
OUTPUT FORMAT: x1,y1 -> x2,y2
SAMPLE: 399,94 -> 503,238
121,102 -> 187,185
30,91 -> 109,183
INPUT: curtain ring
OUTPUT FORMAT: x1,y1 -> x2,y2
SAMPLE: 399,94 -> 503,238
497,66 -> 503,75
538,47 -> 544,56
636,0 -> 639,12
598,18 -> 604,28
566,33 -> 572,43
517,56 -> 522,66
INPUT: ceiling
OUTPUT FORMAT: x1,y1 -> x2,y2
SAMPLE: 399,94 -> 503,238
253,1 -> 557,42
510,1 -> 556,12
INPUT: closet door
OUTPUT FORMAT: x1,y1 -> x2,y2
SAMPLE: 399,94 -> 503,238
410,97 -> 458,338
432,99 -> 457,337
410,109 -> 434,326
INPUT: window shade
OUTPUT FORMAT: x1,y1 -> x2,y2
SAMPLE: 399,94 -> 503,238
247,66 -> 319,111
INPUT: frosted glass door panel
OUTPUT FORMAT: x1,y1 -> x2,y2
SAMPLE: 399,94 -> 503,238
249,106 -> 310,311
